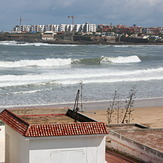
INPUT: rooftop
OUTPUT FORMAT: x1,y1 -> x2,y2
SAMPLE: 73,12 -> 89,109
10,107 -> 74,124
107,124 -> 163,153
0,107 -> 108,137
118,129 -> 163,152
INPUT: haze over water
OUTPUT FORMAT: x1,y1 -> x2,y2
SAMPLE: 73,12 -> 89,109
0,41 -> 163,108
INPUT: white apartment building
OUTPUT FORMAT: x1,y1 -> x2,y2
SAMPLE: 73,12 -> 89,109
83,22 -> 96,33
14,25 -> 31,32
13,23 -> 97,33
44,24 -> 59,32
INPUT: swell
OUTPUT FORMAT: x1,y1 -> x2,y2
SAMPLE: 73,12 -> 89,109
0,55 -> 142,68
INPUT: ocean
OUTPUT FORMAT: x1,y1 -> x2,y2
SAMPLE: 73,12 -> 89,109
0,41 -> 163,109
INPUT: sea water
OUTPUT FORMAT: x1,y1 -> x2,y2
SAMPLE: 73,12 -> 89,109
0,41 -> 163,108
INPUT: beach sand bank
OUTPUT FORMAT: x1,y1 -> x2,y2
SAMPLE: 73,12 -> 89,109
84,106 -> 163,128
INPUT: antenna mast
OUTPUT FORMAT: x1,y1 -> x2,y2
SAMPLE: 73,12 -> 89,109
73,90 -> 80,122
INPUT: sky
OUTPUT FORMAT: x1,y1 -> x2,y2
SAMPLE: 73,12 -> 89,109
0,0 -> 163,31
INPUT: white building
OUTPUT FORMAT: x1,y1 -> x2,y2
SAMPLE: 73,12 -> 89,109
58,24 -> 67,32
13,25 -> 31,32
83,22 -> 96,33
0,107 -> 107,163
13,23 -> 97,33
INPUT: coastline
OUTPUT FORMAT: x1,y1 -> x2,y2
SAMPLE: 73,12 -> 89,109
43,40 -> 163,46
0,97 -> 163,111
1,37 -> 163,46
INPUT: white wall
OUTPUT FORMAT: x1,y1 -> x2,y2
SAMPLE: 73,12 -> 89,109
5,124 -> 106,163
5,125 -> 29,163
29,135 -> 106,163
0,126 -> 5,162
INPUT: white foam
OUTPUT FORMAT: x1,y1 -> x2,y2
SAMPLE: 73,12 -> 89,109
0,41 -> 78,47
0,41 -> 18,46
100,55 -> 141,64
113,45 -> 130,48
0,66 -> 163,87
57,76 -> 163,85
0,58 -> 72,68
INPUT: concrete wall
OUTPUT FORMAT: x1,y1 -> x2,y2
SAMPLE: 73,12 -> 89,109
5,125 -> 29,163
107,130 -> 163,163
29,135 -> 106,163
5,124 -> 106,163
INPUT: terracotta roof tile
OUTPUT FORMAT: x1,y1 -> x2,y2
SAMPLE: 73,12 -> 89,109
0,109 -> 29,135
24,122 -> 107,137
0,109 -> 108,137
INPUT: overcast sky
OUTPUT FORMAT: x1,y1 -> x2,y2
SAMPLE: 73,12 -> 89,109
0,0 -> 163,31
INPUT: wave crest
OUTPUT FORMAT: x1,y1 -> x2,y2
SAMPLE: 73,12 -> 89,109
0,58 -> 72,68
100,55 -> 141,64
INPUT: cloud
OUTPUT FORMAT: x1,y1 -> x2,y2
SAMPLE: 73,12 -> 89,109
0,0 -> 163,30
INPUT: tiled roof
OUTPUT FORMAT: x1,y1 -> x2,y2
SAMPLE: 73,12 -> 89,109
0,109 -> 108,137
0,109 -> 29,135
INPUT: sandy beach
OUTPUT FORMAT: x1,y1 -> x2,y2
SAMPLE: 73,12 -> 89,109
84,106 -> 163,128
48,98 -> 163,128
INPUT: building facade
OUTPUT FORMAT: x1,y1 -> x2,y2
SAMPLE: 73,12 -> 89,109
13,23 -> 97,33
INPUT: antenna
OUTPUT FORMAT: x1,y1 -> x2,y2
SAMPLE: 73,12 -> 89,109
79,81 -> 84,112
73,90 -> 80,122
73,89 -> 80,112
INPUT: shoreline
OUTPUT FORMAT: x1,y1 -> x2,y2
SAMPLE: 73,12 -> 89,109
42,40 -> 163,46
1,39 -> 163,46
0,97 -> 163,111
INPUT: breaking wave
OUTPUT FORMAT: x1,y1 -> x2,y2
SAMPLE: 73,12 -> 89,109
100,55 -> 141,64
0,56 -> 141,68
0,41 -> 78,47
0,58 -> 72,68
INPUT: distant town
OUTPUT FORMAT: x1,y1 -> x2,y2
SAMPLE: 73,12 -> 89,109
1,22 -> 163,44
